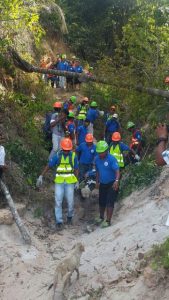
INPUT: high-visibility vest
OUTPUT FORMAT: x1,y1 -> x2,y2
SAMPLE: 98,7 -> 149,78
54,152 -> 77,184
110,144 -> 124,168
78,105 -> 88,120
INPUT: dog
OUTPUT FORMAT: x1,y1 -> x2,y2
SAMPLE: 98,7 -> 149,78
52,242 -> 85,300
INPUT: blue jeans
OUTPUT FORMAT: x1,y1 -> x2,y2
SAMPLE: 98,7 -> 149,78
55,183 -> 75,224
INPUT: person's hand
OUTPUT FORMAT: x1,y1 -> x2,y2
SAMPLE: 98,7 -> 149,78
113,181 -> 119,191
36,175 -> 43,187
156,124 -> 168,139
134,154 -> 140,161
74,182 -> 79,190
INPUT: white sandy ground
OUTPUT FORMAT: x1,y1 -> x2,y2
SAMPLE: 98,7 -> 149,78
1,167 -> 169,300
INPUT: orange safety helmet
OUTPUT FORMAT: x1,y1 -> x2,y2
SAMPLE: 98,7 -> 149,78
83,97 -> 89,102
85,133 -> 94,143
60,138 -> 73,150
112,132 -> 121,142
165,76 -> 169,84
53,101 -> 62,108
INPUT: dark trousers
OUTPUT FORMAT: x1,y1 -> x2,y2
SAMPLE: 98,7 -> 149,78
99,181 -> 118,209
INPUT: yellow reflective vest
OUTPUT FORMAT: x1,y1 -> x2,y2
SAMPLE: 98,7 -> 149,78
78,105 -> 88,120
110,144 -> 124,168
54,152 -> 78,184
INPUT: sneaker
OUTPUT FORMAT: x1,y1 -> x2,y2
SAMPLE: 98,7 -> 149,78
56,223 -> 64,231
100,220 -> 111,228
94,216 -> 104,225
67,217 -> 73,225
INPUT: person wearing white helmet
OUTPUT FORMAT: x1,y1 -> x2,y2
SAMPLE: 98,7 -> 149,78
104,112 -> 121,145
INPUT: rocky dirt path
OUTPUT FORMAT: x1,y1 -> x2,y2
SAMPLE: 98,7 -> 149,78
1,169 -> 169,300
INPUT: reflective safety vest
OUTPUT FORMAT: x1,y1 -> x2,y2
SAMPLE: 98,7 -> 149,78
78,105 -> 88,120
110,144 -> 124,168
54,152 -> 78,184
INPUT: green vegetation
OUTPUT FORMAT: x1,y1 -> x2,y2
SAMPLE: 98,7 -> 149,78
151,238 -> 169,269
119,158 -> 161,199
6,139 -> 46,186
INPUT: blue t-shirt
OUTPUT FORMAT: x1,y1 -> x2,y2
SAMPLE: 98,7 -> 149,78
86,108 -> 99,124
133,130 -> 142,141
67,122 -> 75,134
67,65 -> 75,72
106,119 -> 120,133
110,142 -> 130,152
57,61 -> 68,71
76,142 -> 96,164
77,125 -> 88,145
48,152 -> 78,170
74,66 -> 83,73
95,153 -> 119,184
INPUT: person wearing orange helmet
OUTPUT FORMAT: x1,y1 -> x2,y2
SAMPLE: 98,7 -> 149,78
49,102 -> 68,159
109,132 -> 140,168
37,138 -> 79,230
76,133 -> 96,182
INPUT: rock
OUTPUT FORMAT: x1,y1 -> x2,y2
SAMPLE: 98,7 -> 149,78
0,203 -> 26,225
143,266 -> 166,288
138,252 -> 144,260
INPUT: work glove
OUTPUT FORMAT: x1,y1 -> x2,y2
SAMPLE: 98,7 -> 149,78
74,182 -> 79,190
36,175 -> 43,187
134,154 -> 140,161
99,110 -> 104,117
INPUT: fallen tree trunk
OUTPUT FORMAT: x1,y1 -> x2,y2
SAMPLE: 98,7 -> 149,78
0,180 -> 31,244
136,84 -> 169,99
8,47 -> 169,98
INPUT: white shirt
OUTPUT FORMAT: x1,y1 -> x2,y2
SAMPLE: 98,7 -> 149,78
0,145 -> 5,166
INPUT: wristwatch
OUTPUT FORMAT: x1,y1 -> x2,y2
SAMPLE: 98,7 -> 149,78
156,137 -> 168,145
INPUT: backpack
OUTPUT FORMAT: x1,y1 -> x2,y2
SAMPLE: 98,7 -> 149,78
42,112 -> 53,140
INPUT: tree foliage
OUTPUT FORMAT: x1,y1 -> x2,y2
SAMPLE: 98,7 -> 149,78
0,0 -> 44,48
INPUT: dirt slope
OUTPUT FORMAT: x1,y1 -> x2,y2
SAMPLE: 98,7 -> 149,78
1,167 -> 169,300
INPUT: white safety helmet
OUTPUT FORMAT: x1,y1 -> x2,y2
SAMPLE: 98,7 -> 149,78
112,113 -> 118,119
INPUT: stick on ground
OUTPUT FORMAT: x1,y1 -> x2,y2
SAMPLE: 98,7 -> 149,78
0,179 -> 31,244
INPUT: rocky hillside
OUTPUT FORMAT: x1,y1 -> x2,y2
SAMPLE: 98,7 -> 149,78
1,166 -> 169,300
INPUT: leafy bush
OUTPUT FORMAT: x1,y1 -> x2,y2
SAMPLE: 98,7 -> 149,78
119,158 -> 161,199
6,140 -> 46,186
151,238 -> 169,269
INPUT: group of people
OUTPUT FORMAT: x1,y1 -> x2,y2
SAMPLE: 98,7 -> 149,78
37,95 -> 143,230
40,54 -> 93,90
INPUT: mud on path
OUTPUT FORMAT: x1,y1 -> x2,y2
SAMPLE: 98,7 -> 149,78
1,168 -> 169,300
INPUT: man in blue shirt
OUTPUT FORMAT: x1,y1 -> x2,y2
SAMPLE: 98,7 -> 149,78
86,101 -> 99,135
127,121 -> 143,160
57,54 -> 68,89
95,140 -> 120,228
36,138 -> 78,230
76,133 -> 96,182
105,113 -> 121,145
76,119 -> 90,145
109,132 -> 140,168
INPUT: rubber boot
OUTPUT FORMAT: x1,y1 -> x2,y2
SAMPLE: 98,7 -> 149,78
106,207 -> 114,224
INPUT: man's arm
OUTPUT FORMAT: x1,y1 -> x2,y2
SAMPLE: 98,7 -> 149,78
155,124 -> 168,166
